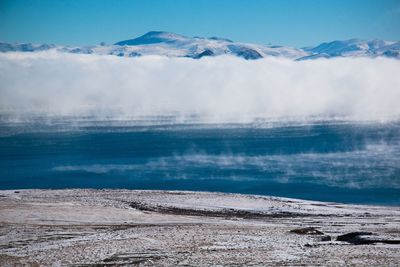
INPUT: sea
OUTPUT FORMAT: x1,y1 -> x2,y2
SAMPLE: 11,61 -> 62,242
1,116 -> 399,206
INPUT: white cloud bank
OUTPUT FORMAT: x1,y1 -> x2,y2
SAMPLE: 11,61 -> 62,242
1,52 -> 400,122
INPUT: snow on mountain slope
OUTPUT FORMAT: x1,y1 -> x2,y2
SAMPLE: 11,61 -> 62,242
110,31 -> 306,59
300,39 -> 400,60
114,31 -> 188,46
0,42 -> 56,52
0,31 -> 399,60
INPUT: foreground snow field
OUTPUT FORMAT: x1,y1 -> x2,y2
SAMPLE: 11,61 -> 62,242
0,190 -> 399,266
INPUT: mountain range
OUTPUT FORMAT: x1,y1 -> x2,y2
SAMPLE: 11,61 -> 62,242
1,31 -> 399,60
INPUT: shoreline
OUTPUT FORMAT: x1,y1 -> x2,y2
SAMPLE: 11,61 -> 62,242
3,188 -> 399,207
1,189 -> 400,266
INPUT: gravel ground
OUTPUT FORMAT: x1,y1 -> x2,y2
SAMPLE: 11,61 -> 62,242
0,189 -> 399,266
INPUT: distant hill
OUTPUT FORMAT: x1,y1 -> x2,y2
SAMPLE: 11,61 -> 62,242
1,31 -> 399,60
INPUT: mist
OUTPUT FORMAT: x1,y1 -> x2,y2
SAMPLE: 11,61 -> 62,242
1,52 -> 400,122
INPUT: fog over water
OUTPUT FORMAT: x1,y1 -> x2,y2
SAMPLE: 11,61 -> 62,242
1,52 -> 400,205
1,52 -> 400,122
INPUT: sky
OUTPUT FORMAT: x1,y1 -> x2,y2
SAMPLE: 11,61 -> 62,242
0,0 -> 399,47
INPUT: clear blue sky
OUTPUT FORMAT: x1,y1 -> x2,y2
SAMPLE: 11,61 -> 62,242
0,0 -> 399,47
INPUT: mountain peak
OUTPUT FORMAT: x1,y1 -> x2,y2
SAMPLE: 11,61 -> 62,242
209,36 -> 233,42
1,33 -> 399,60
305,38 -> 394,55
114,31 -> 188,46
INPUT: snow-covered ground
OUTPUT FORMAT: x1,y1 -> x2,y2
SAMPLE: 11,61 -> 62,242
0,189 -> 399,266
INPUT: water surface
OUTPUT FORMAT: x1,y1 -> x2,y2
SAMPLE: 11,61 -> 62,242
1,117 -> 399,205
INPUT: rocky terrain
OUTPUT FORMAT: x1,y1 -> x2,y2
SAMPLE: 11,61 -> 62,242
0,189 -> 399,266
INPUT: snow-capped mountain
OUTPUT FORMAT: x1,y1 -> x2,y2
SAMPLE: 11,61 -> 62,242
1,31 -> 399,60
111,31 -> 306,59
300,38 -> 400,60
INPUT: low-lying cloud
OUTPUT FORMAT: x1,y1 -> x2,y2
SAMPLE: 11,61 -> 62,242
1,52 -> 400,122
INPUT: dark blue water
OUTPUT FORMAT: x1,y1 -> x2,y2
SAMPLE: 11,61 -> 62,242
1,118 -> 399,205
